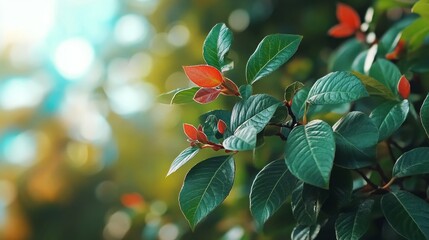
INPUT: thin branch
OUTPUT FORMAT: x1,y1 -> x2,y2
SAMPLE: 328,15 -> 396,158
381,177 -> 397,190
386,140 -> 397,164
355,169 -> 379,190
375,163 -> 389,183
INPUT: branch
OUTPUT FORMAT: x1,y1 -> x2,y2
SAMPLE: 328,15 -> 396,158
355,169 -> 379,190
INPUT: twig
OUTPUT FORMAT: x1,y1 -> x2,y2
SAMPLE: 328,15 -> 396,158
355,169 -> 379,190
375,163 -> 389,184
386,140 -> 397,164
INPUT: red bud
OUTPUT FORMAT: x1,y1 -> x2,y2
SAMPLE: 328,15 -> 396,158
397,75 -> 410,99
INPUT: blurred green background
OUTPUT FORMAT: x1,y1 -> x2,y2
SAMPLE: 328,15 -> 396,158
0,0 -> 403,239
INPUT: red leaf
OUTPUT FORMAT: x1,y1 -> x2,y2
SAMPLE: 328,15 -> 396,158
193,87 -> 222,104
217,119 -> 227,134
397,75 -> 410,99
183,123 -> 198,140
197,131 -> 209,144
328,24 -> 356,38
337,3 -> 361,30
183,65 -> 224,88
220,78 -> 240,96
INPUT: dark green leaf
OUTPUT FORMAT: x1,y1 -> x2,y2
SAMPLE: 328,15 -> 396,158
369,100 -> 409,141
199,110 -> 231,126
202,115 -> 220,143
203,23 -> 233,71
246,34 -> 302,84
291,182 -> 328,225
381,190 -> 429,240
167,147 -> 200,176
239,84 -> 252,100
335,200 -> 374,240
250,160 -> 297,229
328,38 -> 366,72
369,59 -> 401,97
284,81 -> 305,102
230,94 -> 281,133
307,71 -> 368,105
421,92 -> 429,139
333,111 -> 378,169
325,167 -> 353,210
291,224 -> 321,240
158,87 -> 199,104
393,147 -> 429,178
179,155 -> 235,230
285,120 -> 335,189
223,126 -> 257,151
270,105 -> 288,124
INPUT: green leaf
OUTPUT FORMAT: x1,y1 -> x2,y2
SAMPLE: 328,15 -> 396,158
291,88 -> 309,121
369,100 -> 409,141
392,147 -> 429,178
351,50 -> 368,74
239,84 -> 252,100
324,167 -> 353,210
335,200 -> 374,240
285,120 -> 335,189
352,71 -> 397,100
158,87 -> 199,104
413,0 -> 429,19
369,59 -> 401,96
291,182 -> 328,225
378,16 -> 417,56
291,224 -> 321,240
381,190 -> 429,240
402,18 -> 429,52
203,23 -> 233,71
246,34 -> 302,84
179,155 -> 235,230
250,160 -> 297,229
199,110 -> 231,126
333,111 -> 379,169
307,71 -> 368,105
202,115 -> 220,143
421,92 -> 429,139
230,94 -> 281,133
328,38 -> 367,72
167,147 -> 200,176
223,126 -> 257,151
284,81 -> 305,102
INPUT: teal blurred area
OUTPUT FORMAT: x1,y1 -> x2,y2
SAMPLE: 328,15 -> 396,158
0,0 -> 371,239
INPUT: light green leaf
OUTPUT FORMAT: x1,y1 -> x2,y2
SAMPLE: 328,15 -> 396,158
381,190 -> 429,240
246,34 -> 302,84
352,71 -> 397,100
230,94 -> 281,133
223,126 -> 257,151
402,18 -> 429,52
167,146 -> 200,176
328,38 -> 366,72
285,120 -> 335,189
335,200 -> 374,240
307,71 -> 368,105
369,59 -> 401,96
250,160 -> 297,229
421,92 -> 429,139
291,88 -> 309,121
291,182 -> 328,225
393,147 -> 429,178
203,23 -> 233,71
413,0 -> 429,18
158,87 -> 199,104
333,111 -> 379,169
291,224 -> 321,240
369,100 -> 409,141
179,155 -> 235,230
284,81 -> 305,102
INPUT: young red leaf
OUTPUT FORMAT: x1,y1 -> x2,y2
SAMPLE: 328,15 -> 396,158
386,39 -> 406,60
183,65 -> 224,88
397,75 -> 410,99
337,3 -> 361,29
220,78 -> 240,96
194,87 -> 222,104
197,131 -> 209,144
328,24 -> 356,38
217,119 -> 227,134
183,123 -> 198,140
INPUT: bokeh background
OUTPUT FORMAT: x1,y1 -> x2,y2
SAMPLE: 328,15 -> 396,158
0,0 -> 406,239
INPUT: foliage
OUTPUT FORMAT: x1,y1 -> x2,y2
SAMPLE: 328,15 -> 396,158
161,2 -> 429,239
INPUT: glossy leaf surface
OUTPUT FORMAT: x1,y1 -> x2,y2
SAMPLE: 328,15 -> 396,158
203,23 -> 233,71
167,147 -> 200,176
393,147 -> 429,178
369,100 -> 409,141
335,200 -> 374,240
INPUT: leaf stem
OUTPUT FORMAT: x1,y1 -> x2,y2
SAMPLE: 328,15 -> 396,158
355,169 -> 378,190
381,177 -> 397,190
375,163 -> 389,184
